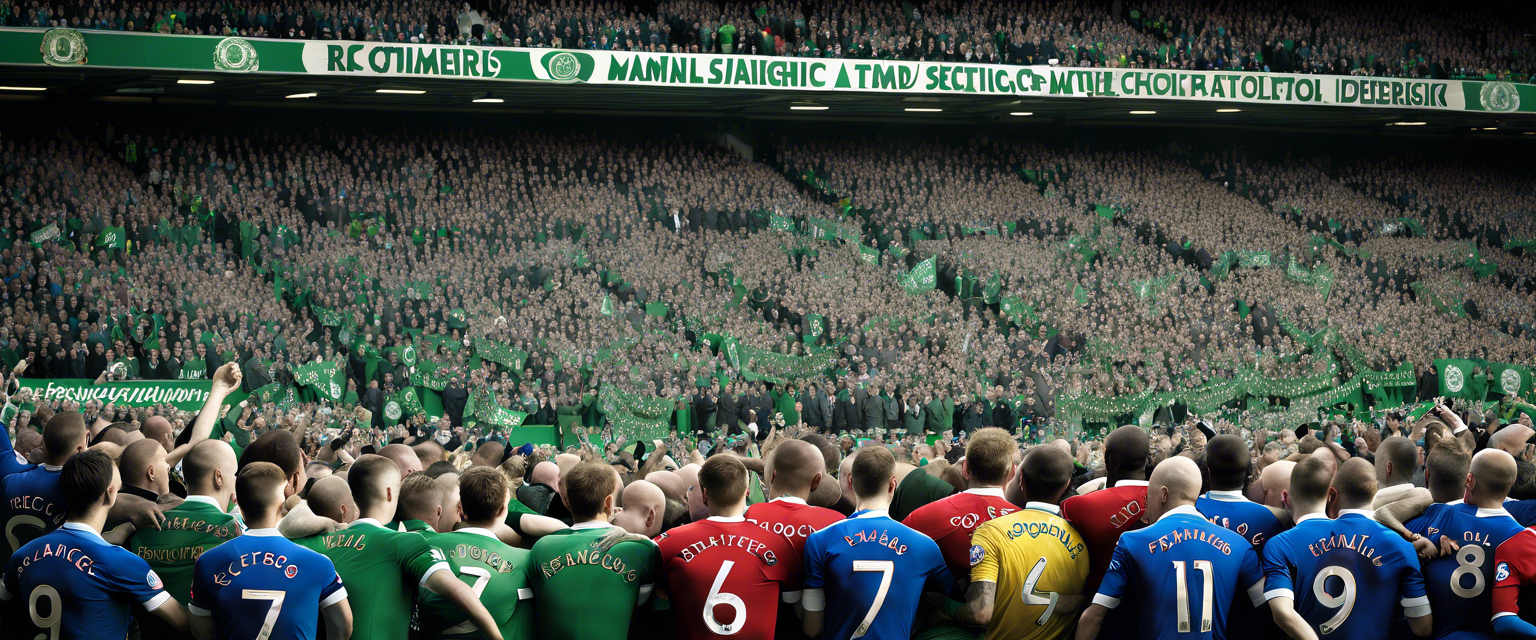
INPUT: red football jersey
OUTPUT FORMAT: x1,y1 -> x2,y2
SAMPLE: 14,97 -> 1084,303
1060,479 -> 1149,593
744,497 -> 845,558
900,488 -> 1018,581
1493,527 -> 1536,621
655,515 -> 800,640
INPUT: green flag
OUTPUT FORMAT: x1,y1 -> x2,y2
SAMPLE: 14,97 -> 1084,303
769,214 -> 794,232
292,360 -> 346,402
96,226 -> 126,249
1490,364 -> 1534,398
600,295 -> 615,316
858,245 -> 880,265
901,256 -> 936,294
472,338 -> 527,370
445,308 -> 468,329
1435,359 -> 1479,400
313,307 -> 344,327
807,314 -> 826,339
29,223 -> 59,246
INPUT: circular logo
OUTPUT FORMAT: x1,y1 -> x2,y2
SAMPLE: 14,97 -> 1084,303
284,564 -> 299,579
147,570 -> 163,590
329,381 -> 342,399
1498,562 -> 1512,582
213,37 -> 259,72
1502,369 -> 1522,395
546,52 -> 581,82
1446,366 -> 1465,393
968,545 -> 985,566
385,401 -> 402,421
1480,81 -> 1520,113
40,28 -> 88,66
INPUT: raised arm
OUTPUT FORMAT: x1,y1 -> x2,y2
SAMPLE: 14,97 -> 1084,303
166,363 -> 241,467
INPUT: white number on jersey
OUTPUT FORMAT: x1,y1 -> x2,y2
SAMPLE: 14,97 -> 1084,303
1022,557 -> 1060,625
851,560 -> 893,638
242,589 -> 287,640
1312,566 -> 1357,635
1450,544 -> 1486,598
1173,560 -> 1214,633
29,584 -> 62,640
703,560 -> 747,635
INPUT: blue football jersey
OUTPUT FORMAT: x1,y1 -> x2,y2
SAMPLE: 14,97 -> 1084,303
1404,502 -> 1524,640
1501,499 -> 1536,527
1,522 -> 175,640
190,528 -> 347,640
0,420 -> 35,479
1197,491 -> 1288,552
1093,505 -> 1264,640
1262,511 -> 1430,640
803,509 -> 952,640
0,463 -> 65,558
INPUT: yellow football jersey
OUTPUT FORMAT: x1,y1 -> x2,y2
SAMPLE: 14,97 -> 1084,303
967,503 -> 1089,640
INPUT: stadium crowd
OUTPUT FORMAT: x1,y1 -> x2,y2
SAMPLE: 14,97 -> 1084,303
3,0 -> 1532,81
1,111 -> 1536,639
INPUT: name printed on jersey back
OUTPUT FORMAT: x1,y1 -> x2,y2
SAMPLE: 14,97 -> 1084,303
1005,519 -> 1086,559
450,541 -> 517,573
671,533 -> 781,565
842,527 -> 911,555
540,547 -> 643,581
211,551 -> 303,586
15,540 -> 99,576
1147,526 -> 1234,556
1307,534 -> 1385,566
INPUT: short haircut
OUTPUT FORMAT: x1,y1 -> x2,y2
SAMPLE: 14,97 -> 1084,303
459,467 -> 510,523
1377,436 -> 1419,485
60,449 -> 116,517
1331,458 -> 1378,508
43,411 -> 88,460
412,441 -> 446,466
698,455 -> 749,506
499,456 -> 527,484
1289,456 -> 1334,505
119,439 -> 165,485
964,428 -> 1015,485
424,460 -> 459,479
347,454 -> 402,509
1205,435 -> 1251,490
183,440 -> 232,488
799,434 -> 841,472
1021,445 -> 1074,500
235,462 -> 288,515
850,446 -> 896,499
240,430 -> 303,477
1104,425 -> 1149,476
1425,440 -> 1471,499
561,461 -> 618,519
398,473 -> 445,522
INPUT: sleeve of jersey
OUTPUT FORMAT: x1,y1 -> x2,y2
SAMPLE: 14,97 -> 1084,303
401,533 -> 452,587
0,421 -> 31,479
1397,543 -> 1432,618
188,556 -> 214,616
967,524 -> 1001,584
319,557 -> 348,608
1091,542 -> 1132,609
801,531 -> 826,612
1493,536 -> 1529,621
1239,543 -> 1266,607
1260,539 -> 1295,602
108,550 -> 174,611
1,556 -> 18,601
768,536 -> 803,603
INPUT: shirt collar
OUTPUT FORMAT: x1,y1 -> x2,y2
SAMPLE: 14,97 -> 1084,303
571,521 -> 615,531
707,515 -> 746,523
1155,505 -> 1203,523
1204,489 -> 1249,502
119,484 -> 160,503
1338,509 -> 1376,520
182,495 -> 225,512
1449,499 -> 1465,505
1025,501 -> 1060,515
1296,512 -> 1330,524
770,496 -> 807,506
60,522 -> 107,544
1477,507 -> 1513,518
852,509 -> 890,519
964,487 -> 1006,497
41,463 -> 63,472
457,527 -> 499,540
243,528 -> 282,537
1114,479 -> 1149,488
350,518 -> 385,529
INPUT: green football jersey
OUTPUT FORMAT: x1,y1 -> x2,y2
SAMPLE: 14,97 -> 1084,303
308,518 -> 453,640
127,496 -> 243,603
528,523 -> 659,640
416,527 -> 535,640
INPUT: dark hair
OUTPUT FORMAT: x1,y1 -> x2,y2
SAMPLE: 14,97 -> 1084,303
43,411 -> 88,460
459,467 -> 509,523
235,462 -> 288,516
698,455 -> 748,506
1205,435 -> 1250,490
561,461 -> 618,519
851,447 -> 896,499
424,460 -> 460,479
60,449 -> 115,518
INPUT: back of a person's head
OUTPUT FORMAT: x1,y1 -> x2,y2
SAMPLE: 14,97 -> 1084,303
398,473 -> 444,522
1297,435 -> 1323,456
348,454 -> 401,509
799,434 -> 840,472
1375,436 -> 1418,486
118,439 -> 164,487
562,461 -> 618,519
1205,435 -> 1250,490
306,475 -> 354,522
1021,445 -> 1074,503
183,440 -> 235,490
472,440 -> 505,467
1470,449 -> 1518,502
850,445 -> 896,500
499,456 -> 527,486
1104,425 -> 1149,475
1289,456 -> 1334,506
43,411 -> 88,463
459,466 -> 509,523
412,441 -> 446,467
235,461 -> 288,517
1425,440 -> 1471,502
698,454 -> 748,507
60,449 -> 116,519
1331,458 -> 1378,510
964,428 -> 1015,486
241,429 -> 302,478
424,460 -> 459,479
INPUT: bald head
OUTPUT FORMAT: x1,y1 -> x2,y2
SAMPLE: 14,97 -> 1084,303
615,480 -> 666,537
379,444 -> 423,476
554,453 -> 581,476
472,441 -> 505,468
1148,456 -> 1202,520
766,440 -> 826,499
1104,425 -> 1150,480
120,438 -> 169,495
412,441 -> 446,467
1470,449 -> 1518,504
183,440 -> 238,497
1490,425 -> 1534,457
1330,458 -> 1377,511
306,475 -> 356,523
531,461 -> 560,489
1375,436 -> 1418,487
142,416 -> 174,452
647,470 -> 685,503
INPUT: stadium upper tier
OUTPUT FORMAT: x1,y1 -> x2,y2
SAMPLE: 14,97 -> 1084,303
6,0 -> 1532,84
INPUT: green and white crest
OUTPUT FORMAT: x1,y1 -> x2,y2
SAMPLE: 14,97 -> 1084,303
1479,81 -> 1520,113
384,400 -> 402,421
329,380 -> 342,399
545,52 -> 581,82
41,29 -> 88,66
213,37 -> 259,72
1501,368 -> 1522,395
1446,365 -> 1465,393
